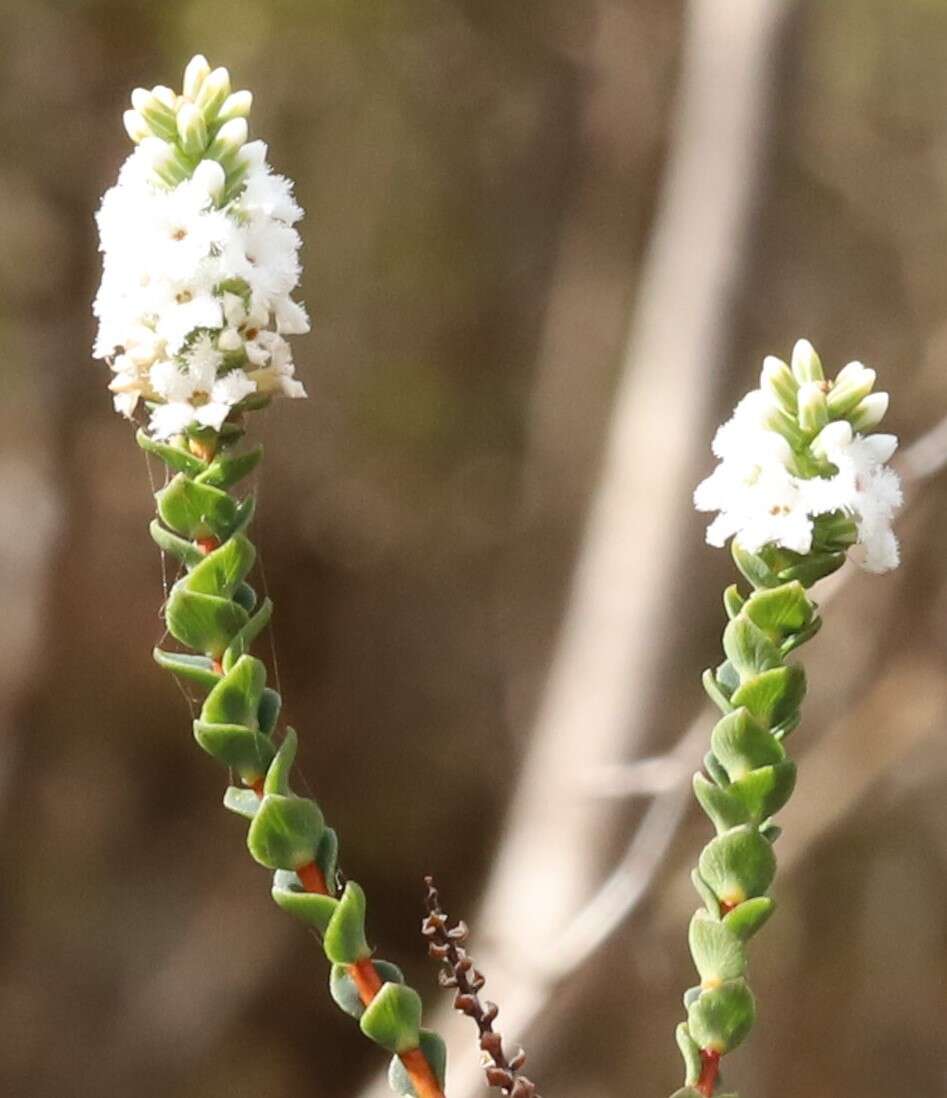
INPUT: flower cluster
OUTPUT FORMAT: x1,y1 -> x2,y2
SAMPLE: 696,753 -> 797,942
695,340 -> 902,573
93,55 -> 308,440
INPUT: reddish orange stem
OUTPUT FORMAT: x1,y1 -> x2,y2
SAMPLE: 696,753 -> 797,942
296,859 -> 330,895
294,860 -> 445,1096
398,1047 -> 445,1098
196,536 -> 220,555
249,777 -> 265,798
349,956 -> 384,1006
696,1049 -> 720,1096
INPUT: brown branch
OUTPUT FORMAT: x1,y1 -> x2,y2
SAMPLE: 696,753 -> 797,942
421,878 -> 540,1098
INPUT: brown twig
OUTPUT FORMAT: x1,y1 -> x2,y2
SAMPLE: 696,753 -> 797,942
422,878 -> 540,1098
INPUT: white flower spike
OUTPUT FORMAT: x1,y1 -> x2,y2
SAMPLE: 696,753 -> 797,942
93,55 -> 308,440
695,340 -> 902,573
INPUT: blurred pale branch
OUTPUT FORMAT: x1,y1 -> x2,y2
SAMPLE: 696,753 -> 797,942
359,2 -> 795,1095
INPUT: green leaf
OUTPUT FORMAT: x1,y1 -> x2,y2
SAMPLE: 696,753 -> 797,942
264,728 -> 298,796
675,1023 -> 702,1087
716,660 -> 740,694
195,445 -> 263,489
688,911 -> 747,985
229,495 -> 256,539
233,581 -> 257,613
704,751 -> 730,789
722,896 -> 775,941
743,582 -> 812,641
702,669 -> 734,715
200,655 -> 266,729
157,474 -> 236,540
711,708 -> 784,780
687,979 -> 755,1053
691,869 -> 720,916
272,868 -> 338,931
699,825 -> 776,907
728,761 -> 796,823
222,786 -> 261,819
330,961 -> 405,1020
165,586 -> 249,658
360,982 -> 422,1054
760,821 -> 782,843
731,541 -> 780,588
137,429 -> 207,476
316,827 -> 339,884
193,720 -> 275,780
222,598 -> 274,672
324,881 -> 371,964
723,585 -> 745,621
186,534 -> 255,599
776,550 -> 845,588
153,648 -> 220,690
247,793 -> 325,870
731,666 -> 806,728
149,519 -> 204,567
388,1030 -> 447,1095
693,773 -> 749,834
723,618 -> 782,682
258,688 -> 281,735
780,615 -> 822,657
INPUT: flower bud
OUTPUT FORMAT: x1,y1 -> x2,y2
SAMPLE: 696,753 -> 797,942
130,87 -> 177,141
760,355 -> 797,413
152,85 -> 177,110
811,420 -> 852,461
139,137 -> 189,187
195,66 -> 232,121
849,392 -> 889,432
761,399 -> 806,449
217,90 -> 253,123
191,159 -> 227,203
790,338 -> 824,384
826,360 -> 876,418
123,109 -> 150,143
797,381 -> 828,435
176,102 -> 209,157
237,140 -> 268,173
206,117 -> 248,168
182,54 -> 211,100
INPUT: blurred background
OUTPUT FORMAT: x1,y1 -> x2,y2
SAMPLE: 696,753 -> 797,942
0,1 -> 945,1096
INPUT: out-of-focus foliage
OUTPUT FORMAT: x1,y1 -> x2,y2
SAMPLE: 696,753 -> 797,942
0,3 -> 943,1098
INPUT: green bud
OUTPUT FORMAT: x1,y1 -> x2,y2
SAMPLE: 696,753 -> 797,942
183,54 -> 211,100
130,87 -> 178,142
797,380 -> 828,435
218,90 -> 253,123
826,360 -> 875,418
191,158 -> 226,203
195,66 -> 232,121
850,391 -> 889,432
123,109 -> 150,143
760,355 -> 797,413
790,338 -> 824,383
176,101 -> 208,157
206,118 -> 248,169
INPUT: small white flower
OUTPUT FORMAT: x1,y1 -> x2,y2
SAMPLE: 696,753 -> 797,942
93,67 -> 309,432
694,346 -> 902,573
